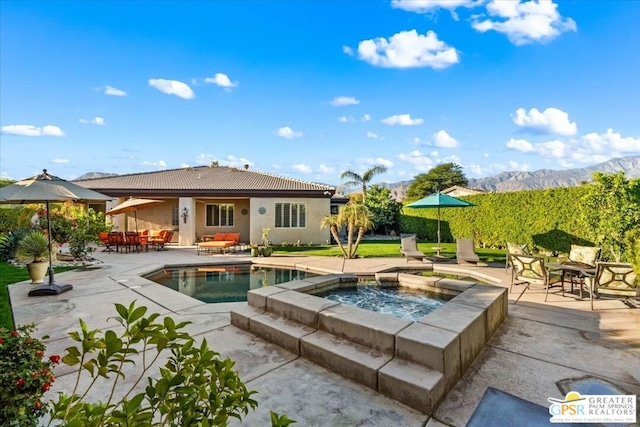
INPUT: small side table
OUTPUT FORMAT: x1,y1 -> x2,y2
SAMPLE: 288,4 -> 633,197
431,246 -> 444,257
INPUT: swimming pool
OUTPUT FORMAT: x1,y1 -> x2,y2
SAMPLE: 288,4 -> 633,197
144,264 -> 317,303
316,284 -> 455,321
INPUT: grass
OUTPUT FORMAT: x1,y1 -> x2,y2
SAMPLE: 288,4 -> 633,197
273,240 -> 508,263
0,261 -> 77,330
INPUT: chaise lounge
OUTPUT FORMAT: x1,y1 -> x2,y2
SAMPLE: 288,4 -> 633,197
197,233 -> 241,255
400,235 -> 426,262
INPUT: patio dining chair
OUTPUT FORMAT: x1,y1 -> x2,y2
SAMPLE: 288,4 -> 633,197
510,254 -> 563,304
584,262 -> 638,310
505,242 -> 530,273
400,234 -> 426,262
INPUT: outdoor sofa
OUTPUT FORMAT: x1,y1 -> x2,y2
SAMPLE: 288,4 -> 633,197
197,233 -> 241,255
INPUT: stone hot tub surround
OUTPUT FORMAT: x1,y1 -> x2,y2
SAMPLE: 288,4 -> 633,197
231,272 -> 508,414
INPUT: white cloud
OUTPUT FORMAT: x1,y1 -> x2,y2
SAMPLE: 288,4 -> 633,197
204,73 -> 238,89
195,154 -> 254,168
338,116 -> 355,123
331,96 -> 360,106
433,130 -> 459,148
103,86 -> 127,96
79,116 -> 106,126
343,45 -> 354,56
366,131 -> 382,140
513,107 -> 577,135
142,160 -> 167,168
397,150 -> 434,171
148,79 -> 194,99
180,163 -> 190,168
0,124 -> 65,137
357,157 -> 394,168
472,0 -> 577,45
275,126 -> 303,139
318,164 -> 335,174
382,114 -> 424,126
292,164 -> 312,174
581,128 -> 640,153
506,138 -> 535,152
51,158 -> 69,164
362,114 -> 371,122
391,0 -> 476,19
357,29 -> 458,69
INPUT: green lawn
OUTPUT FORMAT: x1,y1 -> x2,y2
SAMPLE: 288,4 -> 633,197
0,262 -> 76,330
273,240 -> 508,263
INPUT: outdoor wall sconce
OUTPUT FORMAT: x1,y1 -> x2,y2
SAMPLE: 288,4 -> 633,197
181,207 -> 189,224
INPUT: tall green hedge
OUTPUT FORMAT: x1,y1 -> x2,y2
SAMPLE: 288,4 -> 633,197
400,186 -> 593,254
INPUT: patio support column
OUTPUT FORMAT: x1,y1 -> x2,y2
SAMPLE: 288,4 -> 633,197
178,197 -> 196,246
107,197 -> 126,231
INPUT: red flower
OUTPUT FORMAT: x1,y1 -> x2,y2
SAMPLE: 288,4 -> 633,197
34,401 -> 42,410
0,337 -> 4,344
10,330 -> 18,336
41,382 -> 51,392
41,368 -> 49,375
31,372 -> 40,379
36,350 -> 45,358
49,355 -> 61,364
16,378 -> 26,387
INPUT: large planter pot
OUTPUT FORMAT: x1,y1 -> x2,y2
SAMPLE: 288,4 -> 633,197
27,261 -> 49,284
261,247 -> 273,257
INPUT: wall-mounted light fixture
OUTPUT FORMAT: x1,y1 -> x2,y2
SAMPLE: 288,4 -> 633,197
181,207 -> 189,224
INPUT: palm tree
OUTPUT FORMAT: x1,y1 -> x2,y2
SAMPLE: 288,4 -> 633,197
340,165 -> 388,202
321,201 -> 373,259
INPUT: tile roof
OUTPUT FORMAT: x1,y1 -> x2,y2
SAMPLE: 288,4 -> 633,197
74,166 -> 335,196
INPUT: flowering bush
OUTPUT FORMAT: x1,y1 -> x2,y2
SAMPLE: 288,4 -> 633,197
0,324 -> 60,427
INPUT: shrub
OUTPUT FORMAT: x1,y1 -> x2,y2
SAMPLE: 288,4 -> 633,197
47,302 -> 265,426
0,227 -> 31,261
0,324 -> 60,427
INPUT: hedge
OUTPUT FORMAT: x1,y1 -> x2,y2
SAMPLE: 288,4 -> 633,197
400,186 -> 593,254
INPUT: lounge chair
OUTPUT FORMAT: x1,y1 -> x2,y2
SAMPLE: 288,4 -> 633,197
400,235 -> 425,262
149,230 -> 174,251
509,254 -> 563,303
585,262 -> 638,310
456,238 -> 481,265
197,233 -> 241,255
505,242 -> 530,273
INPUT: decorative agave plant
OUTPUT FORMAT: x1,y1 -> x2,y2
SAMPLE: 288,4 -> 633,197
16,231 -> 50,263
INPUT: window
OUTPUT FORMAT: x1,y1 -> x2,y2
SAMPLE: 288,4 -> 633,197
88,203 -> 106,214
206,204 -> 234,227
275,203 -> 306,228
171,205 -> 179,227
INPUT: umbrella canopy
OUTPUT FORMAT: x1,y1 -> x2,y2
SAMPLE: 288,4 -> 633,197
106,198 -> 164,231
0,169 -> 113,296
405,192 -> 475,248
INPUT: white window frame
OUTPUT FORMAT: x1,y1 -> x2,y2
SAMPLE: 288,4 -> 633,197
205,203 -> 234,227
275,202 -> 306,229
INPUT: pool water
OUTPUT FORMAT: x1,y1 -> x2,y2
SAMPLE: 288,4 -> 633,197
317,285 -> 454,321
145,264 -> 317,303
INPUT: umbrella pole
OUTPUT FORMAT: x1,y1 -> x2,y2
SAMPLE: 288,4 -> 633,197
437,206 -> 441,248
28,201 -> 73,297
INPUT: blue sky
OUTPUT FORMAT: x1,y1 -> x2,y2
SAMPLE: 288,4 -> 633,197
1,0 -> 639,185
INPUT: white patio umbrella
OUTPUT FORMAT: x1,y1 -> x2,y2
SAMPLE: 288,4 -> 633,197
105,198 -> 164,231
0,169 -> 113,296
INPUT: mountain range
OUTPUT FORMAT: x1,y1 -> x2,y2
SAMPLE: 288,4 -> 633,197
380,155 -> 640,201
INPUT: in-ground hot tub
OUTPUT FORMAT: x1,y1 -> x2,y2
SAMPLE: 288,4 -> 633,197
231,271 -> 508,414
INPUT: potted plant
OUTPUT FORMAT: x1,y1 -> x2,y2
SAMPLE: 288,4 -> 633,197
17,231 -> 50,284
261,228 -> 273,257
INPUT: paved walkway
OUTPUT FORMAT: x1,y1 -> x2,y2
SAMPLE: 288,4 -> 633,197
9,248 -> 640,426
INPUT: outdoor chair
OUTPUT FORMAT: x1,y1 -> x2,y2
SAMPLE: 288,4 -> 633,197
124,231 -> 141,253
510,254 -> 563,303
560,244 -> 601,293
585,262 -> 638,310
505,242 -> 530,273
150,230 -> 174,251
456,238 -> 481,265
400,235 -> 426,262
106,231 -> 124,253
98,232 -> 110,252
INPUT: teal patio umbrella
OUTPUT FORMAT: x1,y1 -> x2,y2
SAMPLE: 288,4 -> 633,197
405,192 -> 475,249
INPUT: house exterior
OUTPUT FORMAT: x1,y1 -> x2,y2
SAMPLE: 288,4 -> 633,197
75,165 -> 336,246
441,185 -> 486,197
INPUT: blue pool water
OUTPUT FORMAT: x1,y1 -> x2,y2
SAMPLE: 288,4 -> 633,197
317,285 -> 454,321
145,264 -> 317,303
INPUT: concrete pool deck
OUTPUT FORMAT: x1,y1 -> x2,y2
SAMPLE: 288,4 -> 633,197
9,247 -> 640,426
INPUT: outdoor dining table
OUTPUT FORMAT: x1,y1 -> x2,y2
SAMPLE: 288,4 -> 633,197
546,262 -> 596,300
